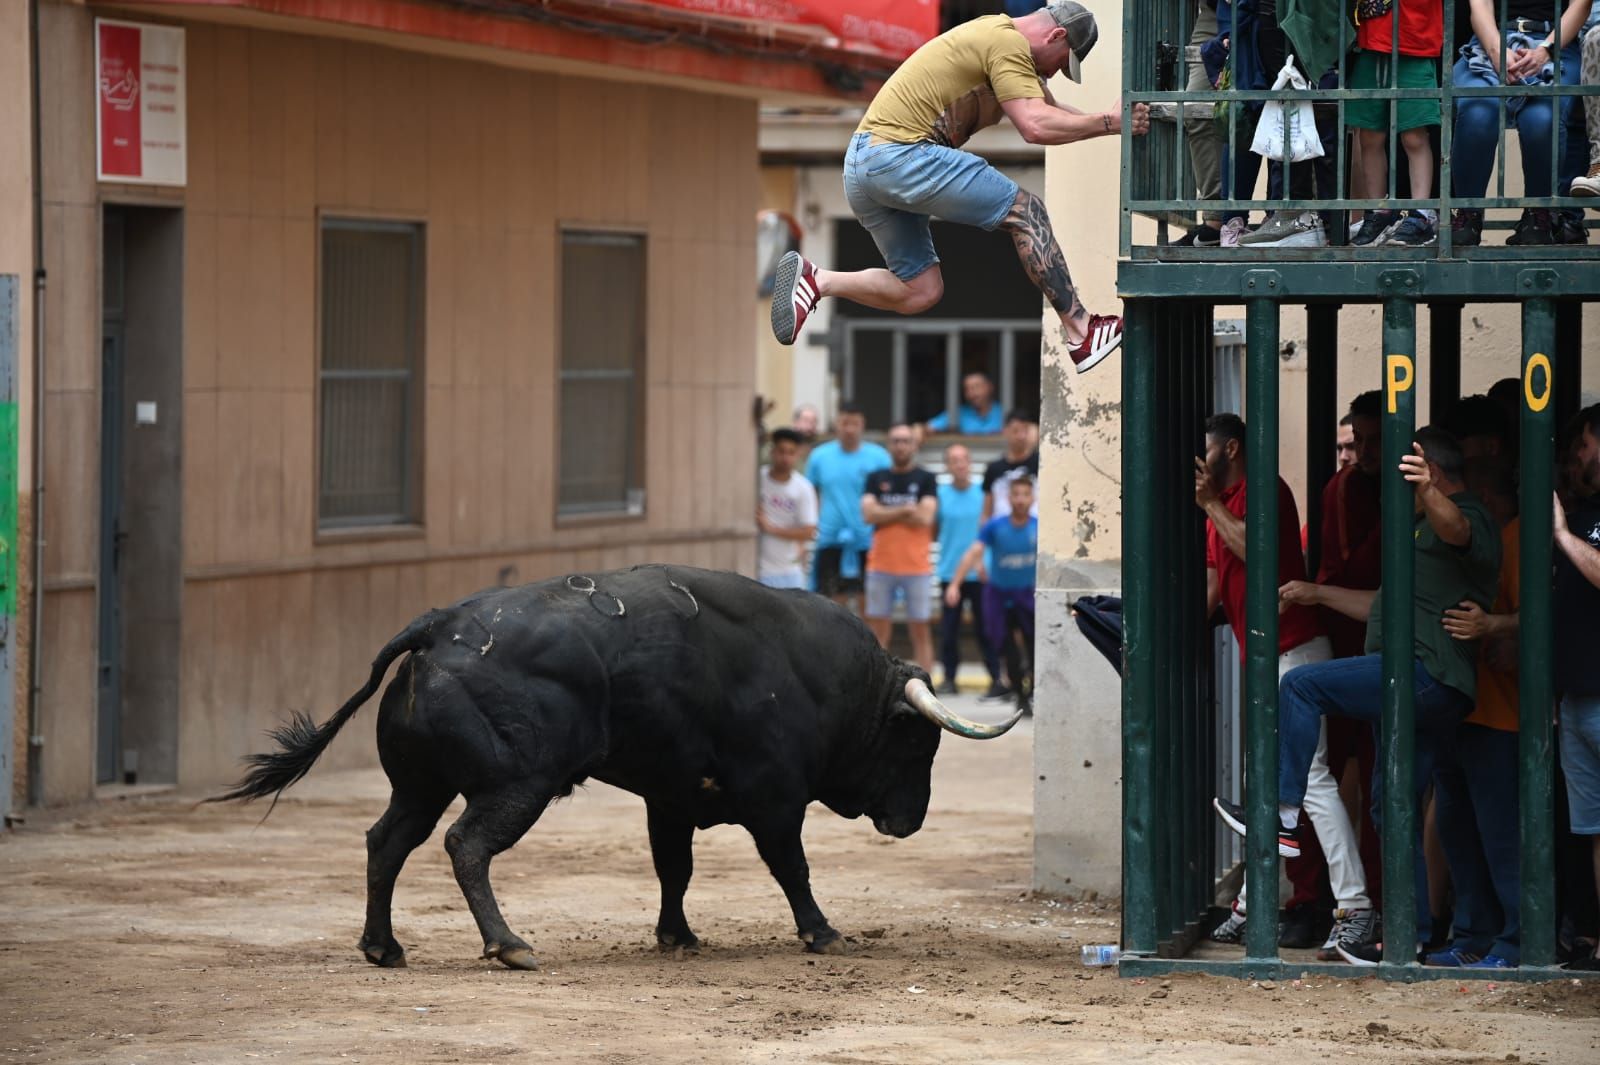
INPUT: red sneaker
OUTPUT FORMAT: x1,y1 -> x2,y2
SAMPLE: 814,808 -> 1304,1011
770,251 -> 820,346
1070,314 -> 1123,373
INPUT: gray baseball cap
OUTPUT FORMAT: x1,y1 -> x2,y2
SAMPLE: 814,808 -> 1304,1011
1045,2 -> 1099,83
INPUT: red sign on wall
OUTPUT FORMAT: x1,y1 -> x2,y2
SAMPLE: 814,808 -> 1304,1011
639,0 -> 938,61
96,19 -> 187,186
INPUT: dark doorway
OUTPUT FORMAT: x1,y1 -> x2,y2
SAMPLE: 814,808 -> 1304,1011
98,205 -> 183,787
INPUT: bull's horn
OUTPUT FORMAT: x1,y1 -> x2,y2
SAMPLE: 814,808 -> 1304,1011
904,677 -> 1024,740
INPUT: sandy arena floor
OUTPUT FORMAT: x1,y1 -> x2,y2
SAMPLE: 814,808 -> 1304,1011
3,703 -> 1598,1064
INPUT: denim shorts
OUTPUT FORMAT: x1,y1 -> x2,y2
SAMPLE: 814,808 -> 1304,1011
1560,695 -> 1600,835
843,132 -> 1020,282
865,570 -> 933,622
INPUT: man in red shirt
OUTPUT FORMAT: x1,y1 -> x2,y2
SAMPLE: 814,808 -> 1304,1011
1195,413 -> 1363,952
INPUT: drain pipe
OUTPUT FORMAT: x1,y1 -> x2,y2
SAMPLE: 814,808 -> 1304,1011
25,0 -> 46,807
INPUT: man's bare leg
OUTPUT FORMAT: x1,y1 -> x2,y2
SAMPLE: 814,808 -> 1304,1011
999,190 -> 1090,346
866,616 -> 893,650
815,264 -> 944,315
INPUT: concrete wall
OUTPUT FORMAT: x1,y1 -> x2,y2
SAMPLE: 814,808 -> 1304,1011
34,4 -> 759,802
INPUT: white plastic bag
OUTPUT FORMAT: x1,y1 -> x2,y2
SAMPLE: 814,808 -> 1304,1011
1250,56 -> 1325,163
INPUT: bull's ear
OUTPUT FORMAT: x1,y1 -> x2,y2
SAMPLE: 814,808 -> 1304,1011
890,699 -> 920,719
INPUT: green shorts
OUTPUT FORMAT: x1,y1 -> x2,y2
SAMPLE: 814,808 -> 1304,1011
1344,50 -> 1440,132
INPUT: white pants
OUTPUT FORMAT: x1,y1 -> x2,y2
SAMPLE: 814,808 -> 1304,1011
1238,636 -> 1372,914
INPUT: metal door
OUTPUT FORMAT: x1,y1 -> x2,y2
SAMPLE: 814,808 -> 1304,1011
97,213 -> 125,784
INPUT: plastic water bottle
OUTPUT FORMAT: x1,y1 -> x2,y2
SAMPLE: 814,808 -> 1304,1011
1080,944 -> 1121,967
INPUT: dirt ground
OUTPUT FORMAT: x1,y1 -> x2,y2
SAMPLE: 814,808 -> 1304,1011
3,706 -> 1598,1065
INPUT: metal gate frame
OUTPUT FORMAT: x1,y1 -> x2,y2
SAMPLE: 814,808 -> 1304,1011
1118,278 -> 1595,983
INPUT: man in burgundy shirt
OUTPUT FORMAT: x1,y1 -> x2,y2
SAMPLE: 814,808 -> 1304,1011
1196,413 -> 1358,952
1314,391 -> 1386,915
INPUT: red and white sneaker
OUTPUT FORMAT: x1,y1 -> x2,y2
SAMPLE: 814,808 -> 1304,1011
771,251 -> 820,346
1070,314 -> 1123,374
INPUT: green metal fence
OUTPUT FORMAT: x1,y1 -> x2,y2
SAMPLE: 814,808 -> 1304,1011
1121,0 -> 1600,257
1114,1 -> 1600,981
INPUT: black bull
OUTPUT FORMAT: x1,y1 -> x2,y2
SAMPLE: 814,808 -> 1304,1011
214,565 -> 1021,970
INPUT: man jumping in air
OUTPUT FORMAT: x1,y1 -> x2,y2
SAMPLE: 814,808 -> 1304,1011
769,2 -> 1149,374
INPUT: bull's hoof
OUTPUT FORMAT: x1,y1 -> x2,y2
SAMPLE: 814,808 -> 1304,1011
656,930 -> 701,954
801,928 -> 846,955
358,937 -> 408,968
486,944 -> 540,971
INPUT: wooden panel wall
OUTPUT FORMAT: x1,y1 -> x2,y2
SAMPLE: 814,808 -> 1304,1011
36,4 -> 758,800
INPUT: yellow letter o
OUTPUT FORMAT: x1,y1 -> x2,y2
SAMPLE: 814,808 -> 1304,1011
1524,353 -> 1552,413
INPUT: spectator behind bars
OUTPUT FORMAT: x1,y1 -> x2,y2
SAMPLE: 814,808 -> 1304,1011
934,443 -> 1005,697
756,428 -> 819,591
805,403 -> 891,611
1555,404 -> 1600,971
1225,427 -> 1501,965
1556,7 -> 1600,240
1443,393 -> 1515,461
1348,0 -> 1446,248
1194,413 -> 1353,951
1450,0 -> 1591,247
926,372 -> 1004,436
1429,456 -> 1523,969
1313,392 -> 1389,912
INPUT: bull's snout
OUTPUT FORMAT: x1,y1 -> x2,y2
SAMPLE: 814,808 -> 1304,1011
872,814 -> 921,839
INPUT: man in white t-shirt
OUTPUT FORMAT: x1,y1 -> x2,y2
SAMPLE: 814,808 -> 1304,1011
757,428 -> 820,589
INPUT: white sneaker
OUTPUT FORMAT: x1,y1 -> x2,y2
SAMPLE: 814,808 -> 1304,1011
1572,163 -> 1600,197
1239,211 -> 1327,248
1219,217 -> 1248,248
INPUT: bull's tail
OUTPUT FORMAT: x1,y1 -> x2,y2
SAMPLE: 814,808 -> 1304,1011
207,610 -> 446,810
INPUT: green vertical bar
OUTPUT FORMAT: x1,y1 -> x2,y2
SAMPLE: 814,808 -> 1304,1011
1440,0 -> 1455,257
1380,290 -> 1419,968
1181,306 -> 1204,934
1305,306 -> 1339,578
1157,310 -> 1181,941
1519,289 -> 1557,968
1122,300 -> 1158,956
0,275 -> 16,824
1243,289 -> 1281,964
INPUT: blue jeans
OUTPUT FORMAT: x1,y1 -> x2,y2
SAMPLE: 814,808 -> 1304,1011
842,132 -> 1019,281
1279,654 -> 1472,928
1434,723 -> 1522,963
1452,33 -> 1584,199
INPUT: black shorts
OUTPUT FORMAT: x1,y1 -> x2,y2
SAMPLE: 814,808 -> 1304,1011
814,547 -> 864,597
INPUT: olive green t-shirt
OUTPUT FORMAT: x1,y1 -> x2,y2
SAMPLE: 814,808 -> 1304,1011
1364,491 -> 1501,700
857,15 -> 1045,148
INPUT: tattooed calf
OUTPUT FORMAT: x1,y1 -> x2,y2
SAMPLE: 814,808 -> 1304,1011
1000,191 -> 1086,329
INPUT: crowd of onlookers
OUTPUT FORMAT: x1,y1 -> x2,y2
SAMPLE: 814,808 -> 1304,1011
1203,385 -> 1600,971
1174,0 -> 1600,249
756,373 -> 1039,713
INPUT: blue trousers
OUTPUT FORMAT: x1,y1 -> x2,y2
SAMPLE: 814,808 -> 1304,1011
1434,722 -> 1522,963
1279,654 -> 1472,929
1451,36 -> 1583,199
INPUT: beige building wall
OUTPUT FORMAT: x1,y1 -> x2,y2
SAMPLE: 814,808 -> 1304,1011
35,4 -> 758,802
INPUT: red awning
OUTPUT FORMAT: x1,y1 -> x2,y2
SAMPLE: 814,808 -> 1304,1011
142,0 -> 938,100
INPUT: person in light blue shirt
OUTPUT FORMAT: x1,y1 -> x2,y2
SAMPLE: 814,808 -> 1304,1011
947,475 -> 1039,713
806,403 -> 891,608
935,444 -> 1003,696
925,373 -> 1004,435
